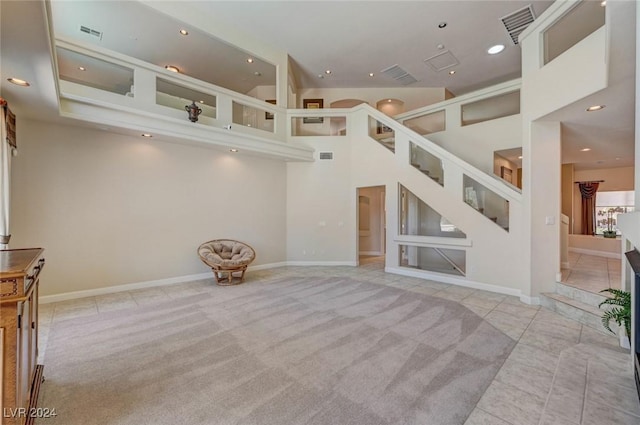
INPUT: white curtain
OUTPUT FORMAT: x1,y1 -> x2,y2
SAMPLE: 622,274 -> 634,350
0,106 -> 10,249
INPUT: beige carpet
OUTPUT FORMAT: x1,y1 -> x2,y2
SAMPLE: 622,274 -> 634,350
38,276 -> 515,425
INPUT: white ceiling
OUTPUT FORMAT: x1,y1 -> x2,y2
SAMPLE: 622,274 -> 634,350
0,0 -> 635,171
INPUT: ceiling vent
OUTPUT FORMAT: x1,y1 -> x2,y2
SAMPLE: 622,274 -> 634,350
500,5 -> 536,45
380,64 -> 418,86
424,50 -> 459,72
319,152 -> 333,160
79,25 -> 103,40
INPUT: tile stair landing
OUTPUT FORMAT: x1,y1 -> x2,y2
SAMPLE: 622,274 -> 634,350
540,282 -> 617,336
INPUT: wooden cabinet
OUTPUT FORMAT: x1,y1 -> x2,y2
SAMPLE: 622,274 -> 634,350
0,249 -> 45,425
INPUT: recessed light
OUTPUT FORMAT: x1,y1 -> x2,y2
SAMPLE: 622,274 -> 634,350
78,66 -> 86,71
254,71 -> 262,76
369,73 -> 375,77
600,1 -> 606,6
317,74 -> 324,79
325,70 -> 332,74
230,149 -> 238,153
581,148 -> 591,152
7,78 -> 30,87
165,65 -> 180,73
487,44 -> 505,55
387,99 -> 392,103
199,100 -> 205,104
438,22 -> 447,29
179,29 -> 189,36
247,58 -> 254,63
518,156 -> 523,159
141,133 -> 152,138
587,105 -> 605,111
449,70 -> 456,75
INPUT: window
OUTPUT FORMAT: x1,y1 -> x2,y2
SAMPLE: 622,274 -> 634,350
595,191 -> 635,235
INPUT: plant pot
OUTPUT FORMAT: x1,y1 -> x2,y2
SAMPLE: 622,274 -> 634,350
620,328 -> 631,349
603,230 -> 617,238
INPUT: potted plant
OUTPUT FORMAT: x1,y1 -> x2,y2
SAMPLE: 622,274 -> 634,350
599,288 -> 631,348
603,209 -> 617,238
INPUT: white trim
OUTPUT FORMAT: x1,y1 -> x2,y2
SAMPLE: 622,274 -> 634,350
520,295 -> 541,306
393,235 -> 473,248
359,251 -> 383,256
384,266 -> 521,297
285,261 -> 358,267
39,262 -> 289,304
568,247 -> 622,259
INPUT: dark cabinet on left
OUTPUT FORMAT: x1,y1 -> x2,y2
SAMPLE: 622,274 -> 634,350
0,248 -> 45,425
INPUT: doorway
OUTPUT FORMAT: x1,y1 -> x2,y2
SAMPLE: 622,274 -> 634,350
357,186 -> 386,267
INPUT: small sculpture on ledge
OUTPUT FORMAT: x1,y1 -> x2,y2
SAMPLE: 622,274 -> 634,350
185,101 -> 202,123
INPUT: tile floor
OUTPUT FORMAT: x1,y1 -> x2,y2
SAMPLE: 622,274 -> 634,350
561,252 -> 621,294
37,257 -> 639,425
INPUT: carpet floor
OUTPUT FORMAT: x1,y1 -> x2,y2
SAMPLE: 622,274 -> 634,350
38,276 -> 515,425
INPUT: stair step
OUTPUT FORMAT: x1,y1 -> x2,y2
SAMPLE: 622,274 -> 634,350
540,292 -> 616,335
555,282 -> 608,308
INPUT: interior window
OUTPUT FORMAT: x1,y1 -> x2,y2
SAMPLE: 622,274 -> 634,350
595,191 -> 635,235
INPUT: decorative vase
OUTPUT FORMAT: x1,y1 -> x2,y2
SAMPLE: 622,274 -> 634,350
185,101 -> 202,123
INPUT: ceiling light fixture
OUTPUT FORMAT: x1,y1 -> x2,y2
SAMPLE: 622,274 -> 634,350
587,105 -> 605,112
325,70 -> 332,74
600,1 -> 606,6
487,44 -> 505,55
247,58 -> 254,63
438,22 -> 447,29
230,149 -> 239,153
141,133 -> 152,138
581,148 -> 591,152
78,66 -> 86,71
518,156 -> 523,159
165,65 -> 180,73
179,29 -> 189,36
7,78 -> 30,87
449,70 -> 456,75
317,74 -> 324,79
387,99 -> 392,103
369,73 -> 375,77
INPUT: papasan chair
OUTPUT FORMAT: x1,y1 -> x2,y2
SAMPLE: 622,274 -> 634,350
197,239 -> 256,286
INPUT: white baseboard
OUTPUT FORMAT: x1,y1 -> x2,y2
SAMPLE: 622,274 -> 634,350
285,261 -> 358,267
520,295 -> 541,306
568,247 -> 621,259
384,266 -> 521,298
39,261 -> 289,304
39,272 -> 212,304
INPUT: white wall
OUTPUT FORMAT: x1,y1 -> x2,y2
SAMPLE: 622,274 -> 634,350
11,119 -> 287,295
286,137 -> 355,264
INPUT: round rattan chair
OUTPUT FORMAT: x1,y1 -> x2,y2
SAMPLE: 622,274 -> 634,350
197,239 -> 256,286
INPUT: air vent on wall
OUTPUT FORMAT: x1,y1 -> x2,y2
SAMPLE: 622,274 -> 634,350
500,4 -> 536,45
319,152 -> 333,160
79,25 -> 103,40
380,64 -> 418,86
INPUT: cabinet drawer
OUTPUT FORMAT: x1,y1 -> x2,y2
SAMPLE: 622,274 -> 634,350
0,278 -> 18,298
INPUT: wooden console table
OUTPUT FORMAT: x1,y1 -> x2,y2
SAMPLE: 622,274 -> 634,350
0,248 -> 45,425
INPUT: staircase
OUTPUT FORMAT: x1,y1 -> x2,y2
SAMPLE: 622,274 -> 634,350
540,282 -> 615,335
